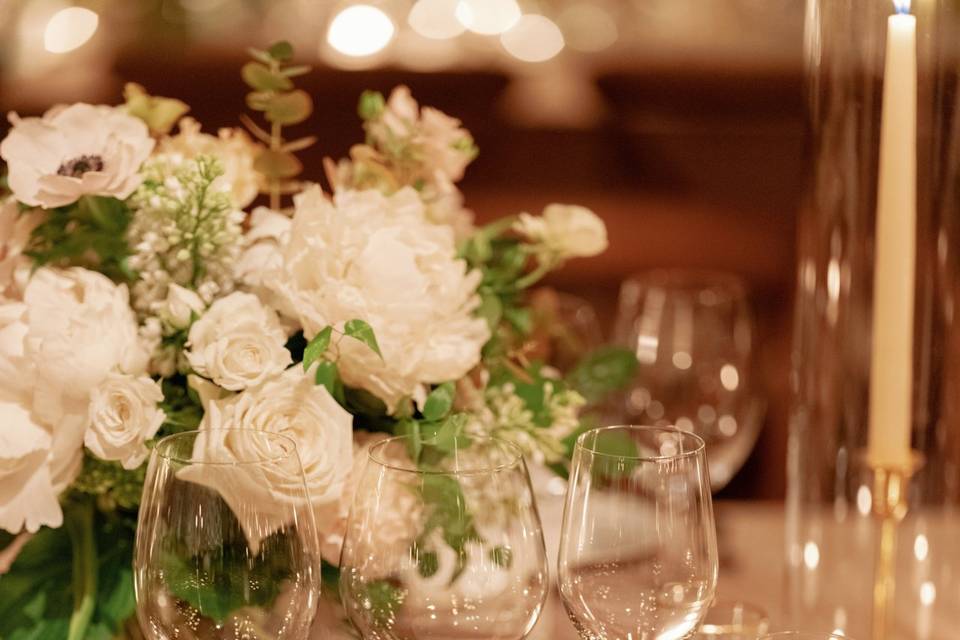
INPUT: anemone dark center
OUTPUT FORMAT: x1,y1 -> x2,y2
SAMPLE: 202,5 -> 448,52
56,154 -> 104,177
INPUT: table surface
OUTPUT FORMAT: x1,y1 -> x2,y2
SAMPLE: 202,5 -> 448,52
530,500 -> 785,640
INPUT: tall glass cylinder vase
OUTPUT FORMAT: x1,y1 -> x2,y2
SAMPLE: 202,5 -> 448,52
789,1 -> 960,638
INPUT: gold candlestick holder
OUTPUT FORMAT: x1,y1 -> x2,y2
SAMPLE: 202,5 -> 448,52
870,459 -> 920,640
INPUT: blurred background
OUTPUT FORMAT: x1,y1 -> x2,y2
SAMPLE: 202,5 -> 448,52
0,0 -> 808,498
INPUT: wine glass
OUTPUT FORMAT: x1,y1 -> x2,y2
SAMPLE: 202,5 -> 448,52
695,600 -> 770,638
558,425 -> 718,640
760,634 -> 853,640
134,429 -> 322,639
339,434 -> 549,640
611,269 -> 763,491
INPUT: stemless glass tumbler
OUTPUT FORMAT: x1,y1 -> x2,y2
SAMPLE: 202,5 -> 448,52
339,434 -> 549,640
134,429 -> 322,639
558,426 -> 719,640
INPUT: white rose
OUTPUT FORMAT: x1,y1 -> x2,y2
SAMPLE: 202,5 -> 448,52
84,373 -> 165,470
159,284 -> 205,330
0,104 -> 154,208
159,117 -> 263,208
180,367 -> 353,549
268,186 -> 490,411
515,204 -> 608,262
0,199 -> 46,301
186,291 -> 292,391
0,400 -> 62,533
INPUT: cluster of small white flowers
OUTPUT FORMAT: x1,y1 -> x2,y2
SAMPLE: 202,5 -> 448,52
127,154 -> 244,320
468,382 -> 586,465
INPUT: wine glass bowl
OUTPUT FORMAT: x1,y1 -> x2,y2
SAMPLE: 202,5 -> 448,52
339,434 -> 549,640
133,429 -> 322,639
612,269 -> 762,491
558,425 -> 719,640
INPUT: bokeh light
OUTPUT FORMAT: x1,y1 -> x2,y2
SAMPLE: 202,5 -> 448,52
455,0 -> 520,36
408,0 -> 465,40
43,6 -> 99,54
500,14 -> 565,63
327,4 -> 395,57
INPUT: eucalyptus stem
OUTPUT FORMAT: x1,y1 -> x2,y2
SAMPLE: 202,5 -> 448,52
66,500 -> 97,640
514,262 -> 552,290
269,120 -> 281,210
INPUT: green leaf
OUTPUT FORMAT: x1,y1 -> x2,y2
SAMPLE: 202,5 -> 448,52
268,40 -> 294,61
254,149 -> 303,179
241,62 -> 293,92
476,291 -> 502,330
566,347 -> 639,405
123,82 -> 189,136
303,326 -> 333,370
345,386 -> 388,417
344,319 -> 383,358
264,90 -> 313,125
489,546 -> 513,569
360,580 -> 405,627
590,429 -> 640,479
280,64 -> 312,77
280,135 -> 318,153
314,360 -> 345,404
415,549 -> 439,578
358,90 -> 385,121
503,306 -> 532,335
247,47 -> 273,64
422,382 -> 455,422
423,414 -> 470,457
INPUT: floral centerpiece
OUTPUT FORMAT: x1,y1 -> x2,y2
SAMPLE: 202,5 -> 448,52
0,42 -> 632,639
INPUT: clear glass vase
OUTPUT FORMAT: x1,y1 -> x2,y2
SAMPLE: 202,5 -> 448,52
788,1 -> 960,638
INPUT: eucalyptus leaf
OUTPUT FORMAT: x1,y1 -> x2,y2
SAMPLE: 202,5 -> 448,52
302,326 -> 333,370
566,347 -> 639,405
344,319 -> 382,358
268,40 -> 294,61
314,360 -> 344,404
241,62 -> 293,92
357,90 -> 385,120
264,90 -> 313,125
254,149 -> 303,179
281,65 -> 312,77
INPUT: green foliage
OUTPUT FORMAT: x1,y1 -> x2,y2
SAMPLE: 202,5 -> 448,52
123,83 -> 189,136
565,346 -> 638,405
360,580 -> 405,627
0,501 -> 136,640
422,381 -> 455,422
302,326 -> 333,371
344,319 -> 383,358
161,531 -> 294,625
489,545 -> 513,569
243,41 -> 315,208
71,456 -> 146,512
415,549 -> 439,578
159,376 -> 204,435
315,360 -> 345,404
358,90 -> 386,121
27,196 -> 134,282
419,474 -> 481,584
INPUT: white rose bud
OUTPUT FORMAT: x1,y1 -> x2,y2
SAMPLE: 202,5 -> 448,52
160,284 -> 205,330
85,372 -> 165,470
186,292 -> 292,391
516,204 -> 608,263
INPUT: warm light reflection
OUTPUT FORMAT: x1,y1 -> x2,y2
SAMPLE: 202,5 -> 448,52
455,0 -> 520,35
803,541 -> 820,570
920,581 -> 936,606
720,363 -> 739,390
501,14 -> 565,63
558,3 -> 618,52
408,0 -> 465,40
856,484 -> 872,515
43,6 -> 98,53
672,350 -> 692,370
327,5 -> 395,57
893,0 -> 911,14
914,533 -> 929,561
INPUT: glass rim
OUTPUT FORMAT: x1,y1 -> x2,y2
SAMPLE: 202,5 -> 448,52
621,268 -> 747,304
575,425 -> 706,461
152,429 -> 300,466
758,634 -> 852,640
367,434 -> 525,476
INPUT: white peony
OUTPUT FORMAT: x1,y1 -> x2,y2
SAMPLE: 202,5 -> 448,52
0,198 -> 46,301
268,186 -> 490,411
85,373 -> 165,470
236,207 -> 291,291
186,291 -> 291,391
181,367 -> 354,548
0,401 -> 62,533
0,267 -> 146,534
515,203 -> 608,263
0,104 -> 154,208
158,117 -> 263,208
159,283 -> 205,331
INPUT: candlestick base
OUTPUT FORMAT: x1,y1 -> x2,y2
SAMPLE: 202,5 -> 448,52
870,456 -> 922,640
